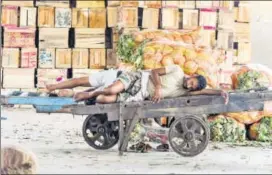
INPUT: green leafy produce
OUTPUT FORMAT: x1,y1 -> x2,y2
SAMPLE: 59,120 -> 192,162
237,70 -> 269,90
249,117 -> 272,142
208,115 -> 246,142
117,34 -> 149,69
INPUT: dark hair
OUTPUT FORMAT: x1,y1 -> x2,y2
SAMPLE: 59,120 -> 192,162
195,75 -> 207,91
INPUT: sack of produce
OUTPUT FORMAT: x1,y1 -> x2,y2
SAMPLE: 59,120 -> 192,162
225,111 -> 264,125
249,116 -> 272,142
208,115 -> 246,142
116,27 -> 203,69
231,64 -> 272,90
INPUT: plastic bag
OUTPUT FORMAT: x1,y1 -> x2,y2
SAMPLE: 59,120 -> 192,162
225,111 -> 264,125
208,114 -> 246,142
249,116 -> 272,142
231,64 -> 272,90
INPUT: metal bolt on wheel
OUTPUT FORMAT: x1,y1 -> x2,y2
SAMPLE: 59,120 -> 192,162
168,115 -> 210,157
82,114 -> 119,150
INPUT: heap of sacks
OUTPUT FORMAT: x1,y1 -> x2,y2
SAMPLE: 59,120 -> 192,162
117,28 -> 272,143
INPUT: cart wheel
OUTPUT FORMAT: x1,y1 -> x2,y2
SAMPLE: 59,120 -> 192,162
168,115 -> 210,157
82,114 -> 119,150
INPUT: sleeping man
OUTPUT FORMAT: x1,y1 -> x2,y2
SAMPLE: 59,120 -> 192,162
46,65 -> 229,104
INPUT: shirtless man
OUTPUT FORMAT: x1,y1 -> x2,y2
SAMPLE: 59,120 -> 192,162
46,65 -> 229,104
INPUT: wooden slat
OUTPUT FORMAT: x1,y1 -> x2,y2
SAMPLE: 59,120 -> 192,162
37,69 -> 67,88
142,8 -> 159,29
76,0 -> 105,8
36,0 -> 70,8
20,48 -> 38,68
236,42 -> 251,64
3,27 -> 36,48
2,48 -> 20,68
72,49 -> 89,69
38,48 -> 55,68
55,8 -> 71,28
72,8 -> 89,28
3,68 -> 35,89
19,7 -> 37,27
217,30 -> 234,50
2,1 -> 33,6
39,28 -> 69,48
118,7 -> 138,28
74,28 -> 105,48
179,1 -> 195,9
89,8 -> 106,28
1,6 -> 18,27
56,49 -> 72,68
38,6 -> 55,27
89,49 -> 106,69
199,9 -> 217,29
218,10 -> 235,30
162,8 -> 179,29
182,9 -> 199,30
107,7 -> 118,27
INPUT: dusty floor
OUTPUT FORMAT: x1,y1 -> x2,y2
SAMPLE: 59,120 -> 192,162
1,108 -> 272,174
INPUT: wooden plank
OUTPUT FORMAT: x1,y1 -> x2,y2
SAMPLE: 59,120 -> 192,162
120,1 -> 139,7
89,49 -> 106,69
234,22 -> 250,42
36,0 -> 70,8
38,48 -> 55,68
162,1 -> 179,8
56,48 -> 72,68
107,1 -> 121,7
106,48 -> 118,68
55,8 -> 72,28
218,10 -> 235,30
118,7 -> 138,28
142,8 -> 159,29
19,7 -> 37,27
196,1 -> 213,8
217,30 -> 234,50
179,1 -> 195,9
89,8 -> 106,28
1,6 -> 18,27
144,1 -> 162,8
2,1 -> 33,6
3,68 -> 35,89
76,0 -> 105,8
72,8 -> 89,28
182,9 -> 199,30
72,49 -> 89,69
236,42 -> 251,64
162,8 -> 179,29
3,27 -> 36,48
38,6 -> 55,27
107,7 -> 118,27
39,28 -> 69,48
236,3 -> 251,23
74,28 -> 105,48
199,9 -> 217,29
37,69 -> 67,88
2,48 -> 20,68
21,48 -> 38,68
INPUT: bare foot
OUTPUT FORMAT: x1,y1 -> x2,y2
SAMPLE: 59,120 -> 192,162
45,84 -> 56,93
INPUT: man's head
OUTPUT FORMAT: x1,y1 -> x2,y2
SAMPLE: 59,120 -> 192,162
183,75 -> 207,91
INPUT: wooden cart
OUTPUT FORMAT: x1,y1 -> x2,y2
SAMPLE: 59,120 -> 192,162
1,89 -> 272,157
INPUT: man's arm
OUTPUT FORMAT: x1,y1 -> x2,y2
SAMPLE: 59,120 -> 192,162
187,89 -> 229,104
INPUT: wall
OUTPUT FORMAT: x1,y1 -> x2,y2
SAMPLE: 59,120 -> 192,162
251,2 -> 272,68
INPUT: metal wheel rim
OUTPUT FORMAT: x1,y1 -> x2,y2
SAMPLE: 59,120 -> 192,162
168,115 -> 210,157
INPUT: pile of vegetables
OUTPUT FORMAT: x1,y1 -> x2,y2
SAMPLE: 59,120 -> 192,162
231,65 -> 272,90
249,116 -> 272,142
208,115 -> 246,142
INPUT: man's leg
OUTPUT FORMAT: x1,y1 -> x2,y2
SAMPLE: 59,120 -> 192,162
46,77 -> 90,92
96,95 -> 117,104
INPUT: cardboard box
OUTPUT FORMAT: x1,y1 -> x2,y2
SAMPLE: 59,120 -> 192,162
21,48 -> 38,68
55,8 -> 72,28
72,49 -> 89,69
199,9 -> 217,29
38,6 -> 55,27
39,28 -> 69,48
1,6 -> 18,27
38,48 -> 55,68
3,27 -> 35,48
2,48 -> 20,68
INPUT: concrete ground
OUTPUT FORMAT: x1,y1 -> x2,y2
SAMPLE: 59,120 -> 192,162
1,108 -> 272,174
